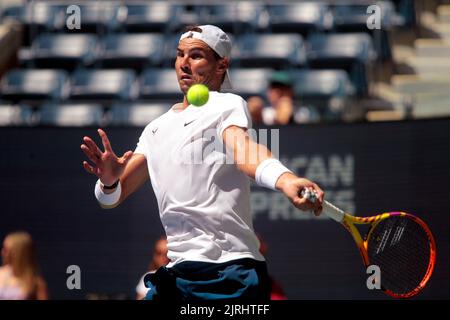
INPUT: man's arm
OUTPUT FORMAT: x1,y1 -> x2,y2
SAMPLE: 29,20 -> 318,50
81,129 -> 149,209
222,125 -> 324,215
117,153 -> 149,206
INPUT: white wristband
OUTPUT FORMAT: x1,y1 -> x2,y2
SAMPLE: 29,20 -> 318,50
255,158 -> 292,191
94,179 -> 122,207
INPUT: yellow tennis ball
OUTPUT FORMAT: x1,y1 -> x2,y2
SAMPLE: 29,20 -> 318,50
187,84 -> 209,107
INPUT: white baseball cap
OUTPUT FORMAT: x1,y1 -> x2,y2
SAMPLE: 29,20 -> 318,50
179,25 -> 232,90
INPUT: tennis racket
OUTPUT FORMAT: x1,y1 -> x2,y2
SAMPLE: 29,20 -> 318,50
301,188 -> 436,299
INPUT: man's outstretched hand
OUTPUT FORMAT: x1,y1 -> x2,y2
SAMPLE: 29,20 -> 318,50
80,129 -> 133,186
276,172 -> 324,216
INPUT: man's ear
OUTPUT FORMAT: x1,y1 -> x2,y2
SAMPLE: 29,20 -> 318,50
216,57 -> 229,76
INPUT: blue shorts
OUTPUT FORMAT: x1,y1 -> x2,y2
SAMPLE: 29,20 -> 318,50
143,258 -> 271,301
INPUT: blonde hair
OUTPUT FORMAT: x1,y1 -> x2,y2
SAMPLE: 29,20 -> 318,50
4,231 -> 41,298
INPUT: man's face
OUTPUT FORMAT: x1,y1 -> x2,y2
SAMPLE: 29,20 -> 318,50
267,84 -> 294,107
175,38 -> 223,94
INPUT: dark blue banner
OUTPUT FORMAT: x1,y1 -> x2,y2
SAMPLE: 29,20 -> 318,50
0,118 -> 449,299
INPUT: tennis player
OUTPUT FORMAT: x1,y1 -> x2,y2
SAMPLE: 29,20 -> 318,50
80,25 -> 324,301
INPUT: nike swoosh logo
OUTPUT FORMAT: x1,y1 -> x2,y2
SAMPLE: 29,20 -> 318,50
184,120 -> 196,127
152,128 -> 158,134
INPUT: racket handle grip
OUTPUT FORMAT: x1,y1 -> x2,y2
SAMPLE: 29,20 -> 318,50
322,200 -> 345,223
301,188 -> 345,223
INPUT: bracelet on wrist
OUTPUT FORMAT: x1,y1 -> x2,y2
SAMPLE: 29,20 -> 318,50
102,179 -> 119,190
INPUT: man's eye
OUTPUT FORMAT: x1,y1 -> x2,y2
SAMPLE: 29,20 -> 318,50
191,53 -> 203,59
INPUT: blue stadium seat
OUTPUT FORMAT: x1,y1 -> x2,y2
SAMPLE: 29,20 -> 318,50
235,34 -> 306,69
66,2 -> 122,34
1,2 -> 63,30
97,34 -> 165,70
27,34 -> 97,70
333,1 -> 397,30
124,2 -> 179,33
161,35 -> 181,67
266,3 -> 332,35
292,69 -> 355,99
69,69 -> 136,102
170,4 -> 205,34
307,33 -> 376,95
38,103 -> 104,126
139,69 -> 182,101
307,33 -> 375,64
332,1 -> 399,60
0,69 -> 68,104
228,68 -> 272,99
201,2 -> 264,34
108,102 -> 172,126
391,0 -> 416,27
0,104 -> 34,126
1,2 -> 65,45
292,69 -> 356,121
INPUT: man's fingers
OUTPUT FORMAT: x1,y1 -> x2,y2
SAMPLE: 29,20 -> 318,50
83,161 -> 96,175
81,144 -> 99,165
120,151 -> 133,165
295,189 -> 323,215
304,185 -> 324,207
293,197 -> 313,211
313,205 -> 323,216
98,129 -> 113,153
83,136 -> 102,157
305,186 -> 323,215
312,183 -> 325,203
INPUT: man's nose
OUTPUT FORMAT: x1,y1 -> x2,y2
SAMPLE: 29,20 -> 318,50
180,55 -> 190,71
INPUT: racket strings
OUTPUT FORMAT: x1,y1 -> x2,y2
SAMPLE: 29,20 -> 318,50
367,216 -> 431,295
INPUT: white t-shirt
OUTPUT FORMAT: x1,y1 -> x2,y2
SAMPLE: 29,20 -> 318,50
262,107 -> 276,126
135,91 -> 264,267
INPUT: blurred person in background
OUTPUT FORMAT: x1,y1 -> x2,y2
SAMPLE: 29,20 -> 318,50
0,231 -> 48,300
247,71 -> 320,126
136,236 -> 169,300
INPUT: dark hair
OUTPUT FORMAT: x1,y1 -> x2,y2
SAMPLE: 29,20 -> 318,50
184,25 -> 203,33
